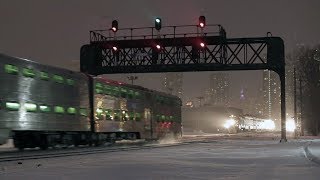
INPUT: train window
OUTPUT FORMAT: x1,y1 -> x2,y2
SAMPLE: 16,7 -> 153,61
129,112 -> 134,121
22,68 -> 36,78
5,102 -> 20,111
128,90 -> 134,99
96,108 -> 104,120
114,110 -> 120,121
156,115 -> 161,122
120,88 -> 127,98
134,91 -> 140,99
113,87 -> 120,97
24,103 -> 37,112
54,106 -> 65,114
105,109 -> 113,120
53,75 -> 64,83
79,108 -> 88,117
161,115 -> 166,121
4,64 -> 19,75
135,113 -> 141,121
40,71 -> 49,80
104,85 -> 113,95
95,83 -> 103,94
39,105 -> 51,113
66,79 -> 75,86
67,107 -> 77,115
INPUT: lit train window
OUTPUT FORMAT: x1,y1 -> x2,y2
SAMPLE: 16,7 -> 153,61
24,103 -> 37,112
113,87 -> 120,97
134,91 -> 140,99
129,112 -> 134,120
39,105 -> 51,112
67,107 -> 77,114
128,90 -> 134,99
40,71 -> 49,80
79,108 -> 88,117
95,83 -> 103,94
54,106 -> 65,114
53,75 -> 64,83
120,88 -> 127,98
22,68 -> 36,78
114,110 -> 120,121
5,102 -> 20,111
135,113 -> 141,121
105,109 -> 113,120
4,64 -> 19,75
66,79 -> 75,86
104,85 -> 112,95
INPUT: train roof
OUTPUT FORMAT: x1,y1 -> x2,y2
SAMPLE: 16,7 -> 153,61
0,53 -> 181,102
94,76 -> 181,101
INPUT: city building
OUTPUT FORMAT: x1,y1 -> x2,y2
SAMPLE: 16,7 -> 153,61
162,72 -> 183,99
262,70 -> 281,125
208,72 -> 230,107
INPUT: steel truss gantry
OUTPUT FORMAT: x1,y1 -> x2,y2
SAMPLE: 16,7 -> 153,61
80,25 -> 286,141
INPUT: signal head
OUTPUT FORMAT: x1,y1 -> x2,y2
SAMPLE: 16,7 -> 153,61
199,16 -> 206,28
155,17 -> 162,30
111,20 -> 118,32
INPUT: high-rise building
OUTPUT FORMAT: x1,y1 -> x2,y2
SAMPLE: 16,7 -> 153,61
208,72 -> 230,107
162,72 -> 183,99
262,70 -> 281,123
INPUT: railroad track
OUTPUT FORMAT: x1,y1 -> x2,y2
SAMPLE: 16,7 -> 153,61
0,138 -> 215,163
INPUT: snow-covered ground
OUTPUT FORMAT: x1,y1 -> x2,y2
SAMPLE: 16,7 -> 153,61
1,135 -> 320,180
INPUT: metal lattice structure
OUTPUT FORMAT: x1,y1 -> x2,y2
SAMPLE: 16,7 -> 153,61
80,24 -> 287,141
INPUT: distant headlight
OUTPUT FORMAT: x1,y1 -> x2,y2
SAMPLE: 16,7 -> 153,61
286,119 -> 296,132
223,118 -> 236,129
260,120 -> 275,130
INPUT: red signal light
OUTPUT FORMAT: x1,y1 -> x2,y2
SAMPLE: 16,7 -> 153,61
112,46 -> 118,51
111,20 -> 118,32
156,44 -> 161,50
200,42 -> 205,48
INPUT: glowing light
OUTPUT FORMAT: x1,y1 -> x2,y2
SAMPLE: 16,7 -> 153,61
112,46 -> 118,51
200,42 -> 205,48
112,27 -> 117,32
260,119 -> 275,130
223,118 -> 236,129
155,18 -> 161,23
199,22 -> 204,28
286,118 -> 296,132
156,44 -> 161,49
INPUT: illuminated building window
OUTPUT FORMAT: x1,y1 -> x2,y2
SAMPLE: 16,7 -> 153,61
4,64 -> 19,75
39,105 -> 51,113
66,79 -> 75,86
53,75 -> 64,83
22,68 -> 36,78
67,107 -> 77,114
79,108 -> 88,117
24,103 -> 37,112
6,102 -> 20,111
40,71 -> 49,80
54,106 -> 65,114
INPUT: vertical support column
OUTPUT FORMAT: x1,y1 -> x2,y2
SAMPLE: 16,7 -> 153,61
279,70 -> 287,142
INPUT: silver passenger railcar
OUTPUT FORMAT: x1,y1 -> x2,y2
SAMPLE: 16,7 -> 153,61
0,54 -> 91,149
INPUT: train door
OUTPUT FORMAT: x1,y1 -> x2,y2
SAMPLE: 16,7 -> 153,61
144,108 -> 153,139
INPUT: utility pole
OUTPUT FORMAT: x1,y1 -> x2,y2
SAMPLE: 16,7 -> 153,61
299,77 -> 304,136
127,76 -> 138,85
294,68 -> 298,137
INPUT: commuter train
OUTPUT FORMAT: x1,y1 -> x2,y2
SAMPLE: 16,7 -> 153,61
0,53 -> 182,150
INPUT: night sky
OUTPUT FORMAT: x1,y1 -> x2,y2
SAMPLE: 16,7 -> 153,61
0,0 -> 319,106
